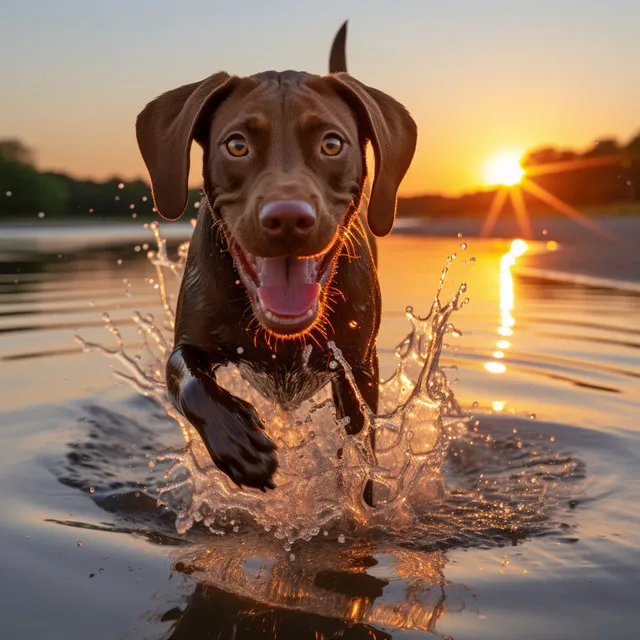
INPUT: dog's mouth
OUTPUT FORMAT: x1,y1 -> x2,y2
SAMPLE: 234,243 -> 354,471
230,241 -> 341,336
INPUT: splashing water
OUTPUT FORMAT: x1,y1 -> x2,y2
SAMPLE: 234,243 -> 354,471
75,222 -> 471,545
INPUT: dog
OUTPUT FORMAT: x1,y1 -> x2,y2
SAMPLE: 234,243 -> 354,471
135,23 -> 417,500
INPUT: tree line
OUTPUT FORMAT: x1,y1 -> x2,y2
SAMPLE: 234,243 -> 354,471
0,140 -> 201,221
1,134 -> 640,221
399,133 -> 640,218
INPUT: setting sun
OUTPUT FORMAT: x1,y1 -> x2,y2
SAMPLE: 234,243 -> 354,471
483,151 -> 525,186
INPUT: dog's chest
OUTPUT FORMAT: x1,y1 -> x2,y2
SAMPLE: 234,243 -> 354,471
237,359 -> 334,410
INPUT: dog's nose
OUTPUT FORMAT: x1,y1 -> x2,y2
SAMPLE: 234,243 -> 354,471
259,200 -> 316,238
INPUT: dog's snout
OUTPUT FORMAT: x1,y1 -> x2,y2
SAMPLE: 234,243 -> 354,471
259,200 -> 316,238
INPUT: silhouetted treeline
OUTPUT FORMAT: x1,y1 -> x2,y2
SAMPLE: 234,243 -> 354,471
0,140 -> 201,220
2,134 -> 640,222
400,133 -> 640,218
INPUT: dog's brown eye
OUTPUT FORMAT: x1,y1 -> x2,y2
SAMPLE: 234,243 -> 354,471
226,136 -> 249,157
321,134 -> 343,156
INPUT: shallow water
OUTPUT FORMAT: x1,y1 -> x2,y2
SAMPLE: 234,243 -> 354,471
1,219 -> 639,639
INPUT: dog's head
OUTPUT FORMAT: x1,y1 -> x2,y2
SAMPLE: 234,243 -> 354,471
136,28 -> 417,338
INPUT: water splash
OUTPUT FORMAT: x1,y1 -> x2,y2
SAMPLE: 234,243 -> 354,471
76,221 -> 468,545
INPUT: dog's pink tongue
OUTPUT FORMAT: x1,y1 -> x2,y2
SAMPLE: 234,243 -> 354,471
257,257 -> 320,317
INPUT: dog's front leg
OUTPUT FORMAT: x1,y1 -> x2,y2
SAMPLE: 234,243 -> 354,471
166,345 -> 278,491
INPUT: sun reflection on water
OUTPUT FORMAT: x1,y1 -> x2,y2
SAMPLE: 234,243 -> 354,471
484,239 -> 529,388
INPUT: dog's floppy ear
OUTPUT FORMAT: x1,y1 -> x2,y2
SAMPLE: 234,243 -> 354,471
136,72 -> 237,221
329,21 -> 348,73
327,73 -> 417,237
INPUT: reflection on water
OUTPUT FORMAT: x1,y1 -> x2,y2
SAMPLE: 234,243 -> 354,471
163,538 -> 463,638
484,239 -> 529,378
68,224 -> 589,638
2,223 -> 640,639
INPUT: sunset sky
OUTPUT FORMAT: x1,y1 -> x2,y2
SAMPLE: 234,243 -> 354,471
2,0 -> 640,196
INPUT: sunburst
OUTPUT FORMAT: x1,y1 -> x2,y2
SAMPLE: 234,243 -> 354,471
480,150 -> 627,240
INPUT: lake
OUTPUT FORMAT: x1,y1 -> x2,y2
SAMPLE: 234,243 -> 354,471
0,215 -> 639,639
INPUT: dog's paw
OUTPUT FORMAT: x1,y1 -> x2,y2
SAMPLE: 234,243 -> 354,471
202,396 -> 278,491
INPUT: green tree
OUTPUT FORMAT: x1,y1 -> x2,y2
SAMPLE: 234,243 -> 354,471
0,139 -> 69,218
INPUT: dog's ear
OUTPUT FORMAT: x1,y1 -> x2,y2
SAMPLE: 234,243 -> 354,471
136,72 -> 237,221
327,73 -> 417,237
329,21 -> 348,73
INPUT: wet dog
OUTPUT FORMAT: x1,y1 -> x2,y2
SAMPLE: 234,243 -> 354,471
135,23 -> 417,499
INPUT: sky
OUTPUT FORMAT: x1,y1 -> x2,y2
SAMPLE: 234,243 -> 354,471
2,0 -> 640,196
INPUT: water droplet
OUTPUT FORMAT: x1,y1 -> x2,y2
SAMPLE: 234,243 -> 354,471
470,257 -> 476,262
457,232 -> 463,238
337,534 -> 346,544
132,213 -> 138,219
460,242 -> 467,250
236,347 -> 244,354
99,568 -> 104,573
142,243 -> 149,250
37,212 -> 45,218
117,259 -> 123,265
76,541 -> 83,547
129,204 -> 135,210
134,245 -> 141,252
542,229 -> 548,235
89,487 -> 95,494
118,182 -> 125,189
194,201 -> 200,209
5,191 -> 12,197
89,208 -> 94,213
235,279 -> 241,285
472,401 -> 479,408
271,354 -> 277,359
348,320 -> 358,328
529,413 -> 536,419
115,196 -> 120,201
142,196 -> 148,202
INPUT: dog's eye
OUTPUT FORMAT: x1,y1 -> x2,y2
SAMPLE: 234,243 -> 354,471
225,136 -> 249,157
321,134 -> 344,156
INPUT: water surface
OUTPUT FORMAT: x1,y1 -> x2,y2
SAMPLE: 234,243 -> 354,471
1,219 -> 639,639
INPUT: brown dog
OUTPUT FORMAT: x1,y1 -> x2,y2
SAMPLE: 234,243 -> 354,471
135,24 -> 417,500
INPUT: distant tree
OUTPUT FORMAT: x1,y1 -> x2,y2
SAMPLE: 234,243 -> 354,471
522,146 -> 579,168
626,133 -> 640,151
0,139 -> 69,217
0,139 -> 34,165
583,138 -> 620,157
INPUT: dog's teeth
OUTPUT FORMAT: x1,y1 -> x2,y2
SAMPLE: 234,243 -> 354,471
306,308 -> 314,318
265,310 -> 274,320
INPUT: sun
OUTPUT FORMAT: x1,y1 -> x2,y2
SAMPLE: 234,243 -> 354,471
483,151 -> 525,186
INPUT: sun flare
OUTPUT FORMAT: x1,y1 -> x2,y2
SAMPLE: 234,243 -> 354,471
483,151 -> 525,186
